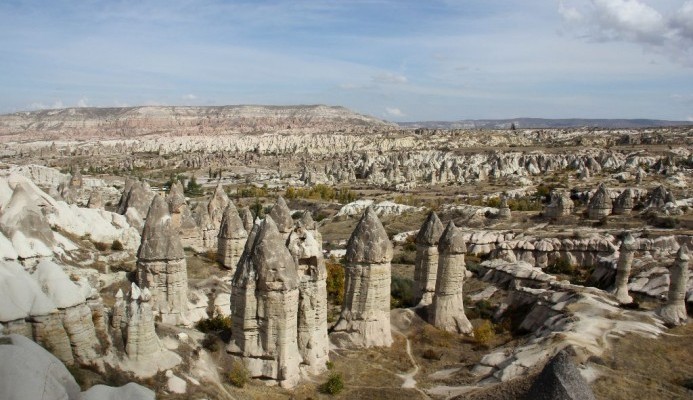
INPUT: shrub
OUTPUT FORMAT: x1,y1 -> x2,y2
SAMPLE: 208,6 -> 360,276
390,276 -> 414,309
196,315 -> 232,334
326,360 -> 335,370
473,320 -> 496,347
474,300 -> 495,319
201,334 -> 220,352
546,258 -> 575,275
185,176 -> 204,197
326,260 -> 345,305
94,242 -> 109,251
111,240 -> 124,251
319,372 -> 345,395
228,361 -> 250,388
422,348 -> 441,360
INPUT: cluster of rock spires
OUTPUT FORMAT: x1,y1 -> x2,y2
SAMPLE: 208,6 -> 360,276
228,197 -> 329,387
585,183 -> 680,218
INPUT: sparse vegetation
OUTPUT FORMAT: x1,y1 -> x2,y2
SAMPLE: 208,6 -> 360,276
326,259 -> 345,305
285,184 -> 357,204
390,276 -> 414,309
185,176 -> 204,197
319,372 -> 345,395
110,240 -> 124,251
228,360 -> 250,388
473,320 -> 496,347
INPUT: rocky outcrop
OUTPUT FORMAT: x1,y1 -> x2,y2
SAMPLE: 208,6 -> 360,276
228,217 -> 301,388
194,202 -> 216,250
657,246 -> 689,326
125,283 -> 162,361
87,190 -> 103,209
497,196 -> 511,219
136,195 -> 189,324
429,222 -> 473,335
587,183 -> 612,219
268,196 -> 293,237
0,181 -> 56,259
612,188 -> 633,215
612,233 -> 635,305
544,192 -> 574,218
217,203 -> 247,271
118,180 -> 155,219
168,184 -> 201,250
524,351 -> 597,400
332,207 -> 393,348
239,206 -> 255,233
287,225 -> 329,375
208,183 -> 229,231
413,211 -> 444,306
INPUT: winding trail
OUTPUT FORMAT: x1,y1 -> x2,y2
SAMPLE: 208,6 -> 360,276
391,319 -> 431,399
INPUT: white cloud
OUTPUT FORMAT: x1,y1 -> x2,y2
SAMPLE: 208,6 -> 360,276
385,107 -> 405,117
182,93 -> 197,100
76,97 -> 90,107
372,72 -> 408,84
28,100 -> 64,110
559,0 -> 693,65
687,116 -> 693,121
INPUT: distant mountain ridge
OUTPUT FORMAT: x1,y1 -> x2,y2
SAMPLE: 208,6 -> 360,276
399,118 -> 693,129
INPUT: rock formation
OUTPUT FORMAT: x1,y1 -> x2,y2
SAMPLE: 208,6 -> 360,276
332,207 -> 393,348
208,183 -> 229,230
544,192 -> 574,218
587,183 -> 612,219
228,217 -> 301,388
268,196 -> 294,238
239,206 -> 255,233
167,184 -> 201,249
524,351 -> 597,400
612,233 -> 636,305
217,203 -> 247,271
429,222 -> 473,335
287,225 -> 329,375
68,168 -> 83,189
87,190 -> 103,209
612,188 -> 633,215
657,245 -> 689,326
497,195 -> 511,219
413,211 -> 444,306
194,202 -> 217,250
125,283 -> 163,360
299,211 -> 322,246
136,195 -> 189,324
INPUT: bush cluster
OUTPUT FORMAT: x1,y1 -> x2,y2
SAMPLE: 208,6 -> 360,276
319,372 -> 345,395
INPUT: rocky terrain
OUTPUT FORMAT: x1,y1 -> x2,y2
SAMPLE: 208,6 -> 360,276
0,105 -> 691,399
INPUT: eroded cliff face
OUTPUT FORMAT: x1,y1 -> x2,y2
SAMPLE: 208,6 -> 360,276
0,105 -> 395,142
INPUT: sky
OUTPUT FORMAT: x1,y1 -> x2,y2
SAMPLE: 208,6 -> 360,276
0,0 -> 692,121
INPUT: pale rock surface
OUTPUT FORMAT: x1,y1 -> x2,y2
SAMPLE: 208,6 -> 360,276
239,206 -> 255,233
136,195 -> 189,324
287,225 -> 329,375
657,246 -> 689,326
413,211 -> 444,306
544,192 -> 574,218
86,190 -> 103,209
332,207 -> 393,348
0,333 -> 81,400
194,202 -> 217,250
497,195 -> 511,219
587,183 -> 612,219
207,183 -> 229,231
80,383 -> 155,400
126,284 -> 163,360
217,203 -> 247,272
0,180 -> 55,259
612,233 -> 635,305
612,188 -> 633,215
228,217 -> 302,388
429,222 -> 473,335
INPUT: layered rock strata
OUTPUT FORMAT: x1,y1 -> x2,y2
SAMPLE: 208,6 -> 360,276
136,195 -> 189,324
413,211 -> 444,306
125,283 -> 162,360
287,225 -> 329,375
429,222 -> 473,335
331,207 -> 393,348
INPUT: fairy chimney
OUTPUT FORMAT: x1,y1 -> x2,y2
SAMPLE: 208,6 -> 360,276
413,211 -> 444,306
331,207 -> 393,348
429,222 -> 473,335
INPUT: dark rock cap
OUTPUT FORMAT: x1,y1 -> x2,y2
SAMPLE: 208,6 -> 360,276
588,183 -> 612,208
232,223 -> 260,287
137,194 -> 185,261
524,350 -> 596,400
167,181 -> 186,213
415,211 -> 444,246
614,188 -> 633,208
438,221 -> 466,254
268,196 -> 293,233
346,207 -> 393,264
252,216 -> 298,291
218,203 -> 247,239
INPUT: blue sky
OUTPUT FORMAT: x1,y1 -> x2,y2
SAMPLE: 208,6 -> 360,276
1,0 -> 692,121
